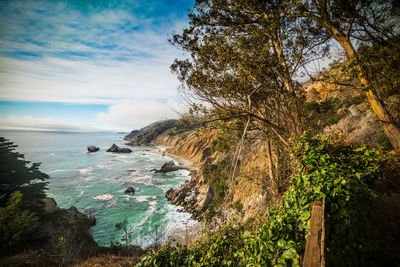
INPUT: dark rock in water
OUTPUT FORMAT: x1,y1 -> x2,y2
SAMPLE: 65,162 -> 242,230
106,143 -> 132,153
127,142 -> 141,146
125,186 -> 135,194
165,172 -> 214,218
154,160 -> 188,173
87,145 -> 100,152
126,169 -> 137,173
166,188 -> 174,199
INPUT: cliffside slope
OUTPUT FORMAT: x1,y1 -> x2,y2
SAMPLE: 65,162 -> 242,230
124,76 -> 393,225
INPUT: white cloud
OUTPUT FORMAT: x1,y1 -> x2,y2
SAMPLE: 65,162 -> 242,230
0,0 -> 192,131
0,0 -> 189,104
97,99 -> 186,130
0,115 -> 104,132
0,56 -> 180,104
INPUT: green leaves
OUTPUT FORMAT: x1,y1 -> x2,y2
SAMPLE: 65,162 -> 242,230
137,134 -> 398,266
0,137 -> 49,208
0,192 -> 39,252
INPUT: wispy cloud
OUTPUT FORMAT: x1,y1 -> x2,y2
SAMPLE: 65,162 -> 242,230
0,115 -> 104,132
0,56 -> 180,104
0,0 -> 193,130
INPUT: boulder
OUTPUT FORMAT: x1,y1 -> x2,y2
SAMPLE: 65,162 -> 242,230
154,160 -> 187,172
42,197 -> 58,213
125,186 -> 135,194
106,144 -> 132,153
87,146 -> 100,152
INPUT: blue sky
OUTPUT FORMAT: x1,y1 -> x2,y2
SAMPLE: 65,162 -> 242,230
0,0 -> 194,131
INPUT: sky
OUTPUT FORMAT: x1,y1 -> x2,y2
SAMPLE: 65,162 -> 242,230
0,0 -> 195,132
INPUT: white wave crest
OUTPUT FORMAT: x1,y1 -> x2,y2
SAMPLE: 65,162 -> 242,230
48,169 -> 68,174
93,193 -> 113,201
75,166 -> 94,175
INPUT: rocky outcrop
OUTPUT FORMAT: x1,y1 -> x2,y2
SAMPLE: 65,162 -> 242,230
106,144 -> 132,153
154,161 -> 188,173
124,119 -> 178,145
28,198 -> 98,264
124,186 -> 135,194
166,171 -> 214,217
42,197 -> 58,213
323,103 -> 381,147
87,146 -> 100,152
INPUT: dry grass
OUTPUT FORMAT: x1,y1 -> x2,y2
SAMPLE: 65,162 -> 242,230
73,254 -> 142,267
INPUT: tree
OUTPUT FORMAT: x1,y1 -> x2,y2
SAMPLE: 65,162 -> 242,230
0,192 -> 39,252
173,0 -> 400,150
0,137 -> 48,207
170,0 -> 334,141
282,0 -> 400,149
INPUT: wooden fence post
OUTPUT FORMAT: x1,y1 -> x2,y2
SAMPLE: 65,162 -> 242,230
303,198 -> 325,267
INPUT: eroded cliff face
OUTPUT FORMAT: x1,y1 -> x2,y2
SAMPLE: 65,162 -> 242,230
153,129 -> 274,223
123,75 -> 387,225
154,130 -> 217,166
153,130 -> 218,218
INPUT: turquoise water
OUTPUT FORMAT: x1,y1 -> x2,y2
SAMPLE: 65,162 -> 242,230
0,130 -> 196,247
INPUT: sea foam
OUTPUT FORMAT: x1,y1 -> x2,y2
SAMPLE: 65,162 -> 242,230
93,193 -> 113,201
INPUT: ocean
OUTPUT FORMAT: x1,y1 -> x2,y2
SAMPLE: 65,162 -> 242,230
0,130 -> 196,247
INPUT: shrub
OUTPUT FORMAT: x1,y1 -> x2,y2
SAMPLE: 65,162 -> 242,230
137,134 -> 399,266
0,192 -> 39,253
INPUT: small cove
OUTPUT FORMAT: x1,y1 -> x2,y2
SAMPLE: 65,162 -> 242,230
0,130 -> 197,247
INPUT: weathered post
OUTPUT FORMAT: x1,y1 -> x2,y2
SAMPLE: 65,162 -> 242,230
303,198 -> 325,267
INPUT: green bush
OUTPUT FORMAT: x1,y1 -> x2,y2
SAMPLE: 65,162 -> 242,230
304,97 -> 346,133
137,134 -> 398,266
0,192 -> 39,252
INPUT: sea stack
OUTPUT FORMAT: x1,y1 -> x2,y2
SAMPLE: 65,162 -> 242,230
106,143 -> 132,153
87,146 -> 100,152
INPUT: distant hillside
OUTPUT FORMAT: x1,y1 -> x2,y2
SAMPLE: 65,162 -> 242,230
123,119 -> 178,145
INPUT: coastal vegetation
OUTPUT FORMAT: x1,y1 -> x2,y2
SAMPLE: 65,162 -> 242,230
0,137 -> 48,253
1,0 -> 399,266
138,134 -> 399,266
134,0 -> 400,266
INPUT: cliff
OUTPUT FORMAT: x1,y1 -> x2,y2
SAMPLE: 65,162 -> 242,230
1,198 -> 99,266
124,119 -> 178,145
123,75 -> 391,225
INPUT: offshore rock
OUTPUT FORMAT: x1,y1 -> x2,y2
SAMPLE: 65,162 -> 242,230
87,145 -> 100,152
154,160 -> 188,173
124,186 -> 135,194
106,144 -> 132,153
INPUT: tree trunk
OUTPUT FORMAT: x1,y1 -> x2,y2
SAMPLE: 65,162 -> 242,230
316,3 -> 400,150
267,140 -> 278,196
339,37 -> 400,150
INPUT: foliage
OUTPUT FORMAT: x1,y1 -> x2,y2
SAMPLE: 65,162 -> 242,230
377,131 -> 393,151
304,96 -> 346,133
0,192 -> 39,253
231,200 -> 243,214
169,0 -> 333,143
201,157 -> 230,215
356,42 -> 400,126
0,137 -> 49,207
172,105 -> 206,135
110,219 -> 132,248
137,134 -> 398,266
